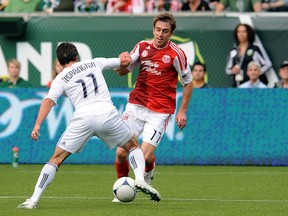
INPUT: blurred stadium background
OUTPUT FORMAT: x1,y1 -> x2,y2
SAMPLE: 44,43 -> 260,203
0,13 -> 288,88
0,13 -> 288,166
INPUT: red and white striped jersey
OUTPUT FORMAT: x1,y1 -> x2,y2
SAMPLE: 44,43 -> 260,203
128,40 -> 192,114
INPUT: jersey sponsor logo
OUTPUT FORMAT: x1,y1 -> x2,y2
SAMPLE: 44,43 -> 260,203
141,50 -> 148,58
142,60 -> 161,75
162,55 -> 171,64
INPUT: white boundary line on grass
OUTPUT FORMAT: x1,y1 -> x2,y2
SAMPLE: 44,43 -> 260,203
1,196 -> 288,203
18,170 -> 288,175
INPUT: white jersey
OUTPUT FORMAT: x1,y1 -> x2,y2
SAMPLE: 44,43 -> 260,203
45,57 -> 133,153
46,58 -> 120,110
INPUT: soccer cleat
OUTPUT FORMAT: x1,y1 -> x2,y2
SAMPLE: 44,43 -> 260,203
134,179 -> 161,202
112,197 -> 121,203
18,199 -> 37,209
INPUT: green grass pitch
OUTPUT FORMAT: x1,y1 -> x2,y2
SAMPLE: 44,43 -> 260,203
0,164 -> 287,216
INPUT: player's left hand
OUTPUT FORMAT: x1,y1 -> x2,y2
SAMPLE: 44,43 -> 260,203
176,112 -> 187,130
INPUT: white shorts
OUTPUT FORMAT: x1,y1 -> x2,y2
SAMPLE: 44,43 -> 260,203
122,103 -> 170,147
57,102 -> 133,153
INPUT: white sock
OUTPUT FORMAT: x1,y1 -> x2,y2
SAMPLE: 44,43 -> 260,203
30,162 -> 58,203
128,147 -> 145,181
148,162 -> 155,178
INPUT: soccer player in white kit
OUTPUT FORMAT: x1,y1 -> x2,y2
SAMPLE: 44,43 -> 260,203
18,42 -> 161,209
113,13 -> 193,202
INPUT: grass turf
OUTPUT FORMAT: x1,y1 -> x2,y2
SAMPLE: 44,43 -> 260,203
0,164 -> 287,216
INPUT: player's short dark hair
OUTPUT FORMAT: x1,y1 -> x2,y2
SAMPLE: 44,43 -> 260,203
192,62 -> 206,72
57,42 -> 79,66
234,23 -> 255,45
153,13 -> 176,33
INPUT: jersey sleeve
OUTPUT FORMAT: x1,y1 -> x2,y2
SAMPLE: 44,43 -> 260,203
92,57 -> 120,71
127,43 -> 141,72
45,78 -> 65,105
173,54 -> 192,85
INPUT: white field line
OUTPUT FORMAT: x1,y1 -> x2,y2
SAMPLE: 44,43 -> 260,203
18,170 -> 288,175
1,196 -> 288,203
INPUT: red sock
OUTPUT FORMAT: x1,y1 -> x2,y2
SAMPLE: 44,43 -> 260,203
115,160 -> 129,178
145,156 -> 156,173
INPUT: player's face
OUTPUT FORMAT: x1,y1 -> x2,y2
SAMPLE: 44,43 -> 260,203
237,25 -> 248,43
153,21 -> 173,48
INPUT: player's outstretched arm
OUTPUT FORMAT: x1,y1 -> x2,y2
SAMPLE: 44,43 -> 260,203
31,98 -> 55,141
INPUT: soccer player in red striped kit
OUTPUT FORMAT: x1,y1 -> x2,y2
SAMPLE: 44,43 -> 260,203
113,13 -> 193,202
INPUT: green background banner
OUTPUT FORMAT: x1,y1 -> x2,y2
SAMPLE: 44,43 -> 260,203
0,88 -> 287,165
0,14 -> 287,87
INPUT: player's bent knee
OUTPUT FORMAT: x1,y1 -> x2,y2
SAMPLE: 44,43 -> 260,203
121,137 -> 139,153
116,147 -> 128,159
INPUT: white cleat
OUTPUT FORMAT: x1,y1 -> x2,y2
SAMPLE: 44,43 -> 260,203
134,179 -> 161,202
18,199 -> 37,209
112,197 -> 121,203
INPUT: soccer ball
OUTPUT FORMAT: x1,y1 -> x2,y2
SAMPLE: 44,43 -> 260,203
112,177 -> 137,202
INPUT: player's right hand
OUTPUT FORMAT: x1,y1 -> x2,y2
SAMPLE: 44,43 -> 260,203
31,125 -> 40,141
119,51 -> 131,67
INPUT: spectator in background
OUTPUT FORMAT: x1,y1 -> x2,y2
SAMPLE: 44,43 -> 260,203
0,0 -> 9,12
131,0 -> 145,13
215,0 -> 238,12
39,0 -> 60,13
262,0 -> 288,11
243,0 -> 262,11
225,23 -> 272,87
47,59 -> 63,88
209,0 -> 220,10
0,59 -> 33,88
74,0 -> 100,12
192,62 -> 212,88
239,61 -> 267,88
97,0 -> 108,11
4,0 -> 41,13
106,0 -> 132,13
39,0 -> 74,14
146,0 -> 181,13
181,0 -> 211,11
275,60 -> 288,88
53,0 -> 74,11
106,0 -> 144,13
